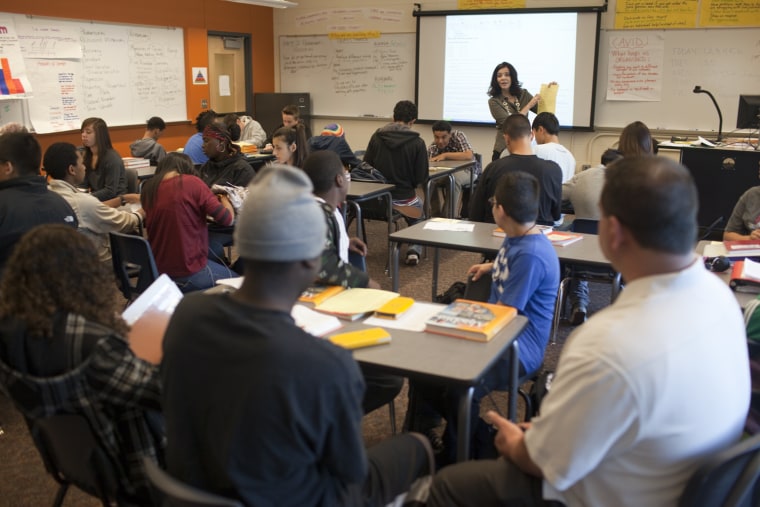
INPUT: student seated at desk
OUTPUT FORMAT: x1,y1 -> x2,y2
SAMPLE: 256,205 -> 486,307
198,123 -> 255,188
724,181 -> 760,241
271,124 -> 309,168
264,103 -> 313,148
130,116 -> 167,166
81,117 -> 127,202
0,224 -> 164,504
410,171 -> 559,466
363,100 -> 429,266
238,114 -> 267,147
427,120 -> 480,218
302,151 -> 379,289
307,123 -> 363,169
470,114 -> 562,227
45,142 -> 143,264
161,165 -> 433,506
141,153 -> 234,293
183,110 -> 217,165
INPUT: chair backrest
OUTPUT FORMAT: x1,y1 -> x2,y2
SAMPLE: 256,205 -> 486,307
678,434 -> 760,507
142,458 -> 243,507
109,231 -> 159,301
464,273 -> 492,302
32,413 -> 121,505
125,167 -> 139,194
570,218 -> 599,234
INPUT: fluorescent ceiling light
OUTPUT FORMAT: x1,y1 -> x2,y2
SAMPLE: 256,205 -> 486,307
225,0 -> 298,8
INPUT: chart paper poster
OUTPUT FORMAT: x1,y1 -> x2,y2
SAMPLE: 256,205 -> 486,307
15,19 -> 81,59
699,0 -> 760,27
606,33 -> 664,101
615,0 -> 698,29
0,18 -> 32,99
25,58 -> 84,133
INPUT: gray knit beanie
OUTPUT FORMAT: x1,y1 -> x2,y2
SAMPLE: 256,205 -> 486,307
234,164 -> 326,262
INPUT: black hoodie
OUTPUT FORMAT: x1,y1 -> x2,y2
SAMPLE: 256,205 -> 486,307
363,123 -> 428,200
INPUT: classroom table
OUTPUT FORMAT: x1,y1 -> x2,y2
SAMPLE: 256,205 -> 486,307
697,240 -> 757,309
345,181 -> 396,240
244,152 -> 275,171
331,314 -> 528,462
389,219 -> 611,299
426,160 -> 476,219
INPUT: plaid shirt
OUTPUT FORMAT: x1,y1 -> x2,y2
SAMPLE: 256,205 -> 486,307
0,313 -> 163,501
427,129 -> 482,176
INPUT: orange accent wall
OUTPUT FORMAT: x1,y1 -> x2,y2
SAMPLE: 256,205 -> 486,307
4,0 -> 275,155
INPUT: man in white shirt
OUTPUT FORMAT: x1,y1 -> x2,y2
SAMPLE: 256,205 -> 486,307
45,142 -> 143,263
428,156 -> 750,507
532,112 -> 576,183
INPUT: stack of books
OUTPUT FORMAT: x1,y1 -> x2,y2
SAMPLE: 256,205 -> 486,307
234,141 -> 258,154
122,157 -> 150,170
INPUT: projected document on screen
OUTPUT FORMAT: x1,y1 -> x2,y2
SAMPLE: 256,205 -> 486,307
417,11 -> 600,130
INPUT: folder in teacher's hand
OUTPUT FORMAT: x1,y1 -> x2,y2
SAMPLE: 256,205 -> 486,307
315,288 -> 400,321
537,83 -> 559,115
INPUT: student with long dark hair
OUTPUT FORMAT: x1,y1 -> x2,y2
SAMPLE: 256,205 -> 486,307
141,152 -> 234,293
271,123 -> 309,168
80,117 -> 127,201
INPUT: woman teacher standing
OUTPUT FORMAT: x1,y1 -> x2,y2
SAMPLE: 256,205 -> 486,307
487,62 -> 551,162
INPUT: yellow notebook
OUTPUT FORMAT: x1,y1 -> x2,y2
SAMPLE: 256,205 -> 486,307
374,296 -> 415,319
328,327 -> 392,350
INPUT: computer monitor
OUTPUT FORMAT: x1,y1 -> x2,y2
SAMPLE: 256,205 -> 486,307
736,95 -> 760,129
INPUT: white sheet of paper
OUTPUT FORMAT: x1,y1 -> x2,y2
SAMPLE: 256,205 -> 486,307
423,219 -> 475,232
219,75 -> 231,96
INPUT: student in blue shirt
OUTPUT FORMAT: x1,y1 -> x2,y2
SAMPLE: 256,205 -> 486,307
409,170 -> 559,465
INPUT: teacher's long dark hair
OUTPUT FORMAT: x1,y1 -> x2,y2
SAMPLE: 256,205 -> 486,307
487,62 -> 522,98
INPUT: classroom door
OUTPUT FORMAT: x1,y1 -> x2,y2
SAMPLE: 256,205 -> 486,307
207,35 -> 247,114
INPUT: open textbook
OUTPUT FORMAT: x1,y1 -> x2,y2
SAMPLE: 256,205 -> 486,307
123,274 -> 183,364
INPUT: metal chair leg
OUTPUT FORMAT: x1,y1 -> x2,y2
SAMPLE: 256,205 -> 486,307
388,401 -> 397,434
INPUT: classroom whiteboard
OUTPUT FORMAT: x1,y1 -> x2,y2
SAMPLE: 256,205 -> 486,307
279,34 -> 415,118
595,28 -> 760,132
6,13 -> 186,134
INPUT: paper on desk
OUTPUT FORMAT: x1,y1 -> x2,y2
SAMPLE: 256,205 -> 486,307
364,302 -> 444,332
743,258 -> 760,281
216,276 -> 244,289
537,83 -> 558,114
702,242 -> 726,258
424,218 -> 475,232
291,304 -> 342,337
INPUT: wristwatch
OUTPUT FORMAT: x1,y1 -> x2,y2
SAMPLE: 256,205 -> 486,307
120,196 -> 127,206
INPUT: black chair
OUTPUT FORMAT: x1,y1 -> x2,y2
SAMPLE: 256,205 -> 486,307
678,433 -> 760,507
552,218 -> 622,343
31,414 -> 123,507
125,167 -> 139,194
142,458 -> 243,507
109,231 -> 159,302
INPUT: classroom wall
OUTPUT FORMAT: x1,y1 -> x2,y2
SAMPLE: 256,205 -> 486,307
5,0 -> 275,155
274,0 -> 759,170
